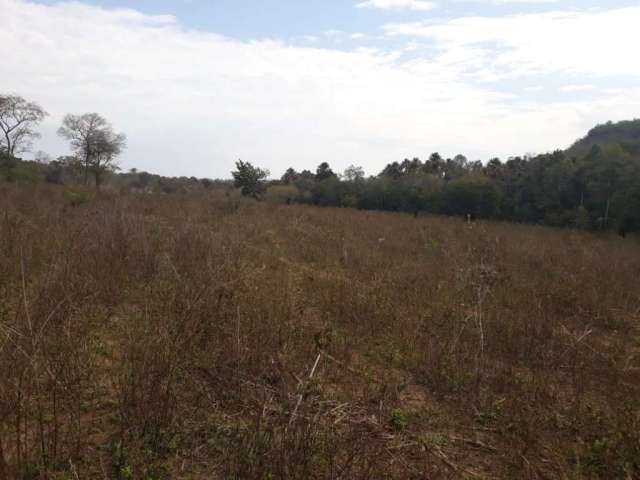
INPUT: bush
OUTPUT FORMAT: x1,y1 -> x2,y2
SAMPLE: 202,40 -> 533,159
442,174 -> 501,218
264,184 -> 300,204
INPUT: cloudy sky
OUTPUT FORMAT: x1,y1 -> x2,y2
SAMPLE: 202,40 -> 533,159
1,0 -> 638,178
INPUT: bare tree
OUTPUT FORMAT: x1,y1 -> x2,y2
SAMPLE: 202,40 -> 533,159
0,94 -> 48,156
58,113 -> 126,189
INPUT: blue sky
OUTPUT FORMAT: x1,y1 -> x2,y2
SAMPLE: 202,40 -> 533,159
37,0 -> 637,41
2,0 -> 640,177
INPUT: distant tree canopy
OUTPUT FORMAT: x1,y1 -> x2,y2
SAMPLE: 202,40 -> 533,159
1,92 -> 639,236
0,94 -> 48,156
0,92 -> 228,192
315,162 -> 337,181
58,112 -> 126,189
568,119 -> 640,159
265,120 -> 640,235
443,174 -> 500,218
232,160 -> 269,199
343,165 -> 365,182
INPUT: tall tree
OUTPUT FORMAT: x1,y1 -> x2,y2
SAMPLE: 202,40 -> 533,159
315,162 -> 337,181
281,167 -> 299,184
0,94 -> 48,156
443,174 -> 500,219
423,153 -> 445,177
57,113 -> 126,188
380,161 -> 402,179
343,165 -> 365,182
232,160 -> 269,198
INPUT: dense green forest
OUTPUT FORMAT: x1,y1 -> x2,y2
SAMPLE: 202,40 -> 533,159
227,119 -> 640,234
2,100 -> 639,235
268,119 -> 640,234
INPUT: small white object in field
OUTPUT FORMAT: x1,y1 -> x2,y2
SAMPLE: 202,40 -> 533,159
378,237 -> 386,243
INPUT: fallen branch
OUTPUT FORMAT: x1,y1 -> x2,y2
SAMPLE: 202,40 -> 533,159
289,352 -> 322,425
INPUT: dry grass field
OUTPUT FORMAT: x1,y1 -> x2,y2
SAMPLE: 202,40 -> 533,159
1,185 -> 639,479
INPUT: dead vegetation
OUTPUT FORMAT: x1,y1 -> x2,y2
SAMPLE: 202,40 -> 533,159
0,184 -> 639,479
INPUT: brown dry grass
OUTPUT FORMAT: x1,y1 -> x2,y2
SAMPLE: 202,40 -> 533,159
1,184 -> 639,479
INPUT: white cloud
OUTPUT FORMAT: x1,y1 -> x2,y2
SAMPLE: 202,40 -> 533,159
560,84 -> 595,93
356,0 -> 437,11
383,7 -> 640,80
324,29 -> 344,37
465,0 -> 561,3
296,35 -> 320,43
0,0 -> 639,178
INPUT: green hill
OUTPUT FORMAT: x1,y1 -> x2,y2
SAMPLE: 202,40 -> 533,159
567,119 -> 640,159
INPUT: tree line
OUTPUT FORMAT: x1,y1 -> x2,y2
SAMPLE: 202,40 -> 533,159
1,94 -> 125,189
233,121 -> 640,235
2,92 -> 639,234
0,93 -> 228,193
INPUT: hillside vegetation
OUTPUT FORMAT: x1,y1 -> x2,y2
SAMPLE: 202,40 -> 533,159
568,119 -> 640,160
1,186 -> 639,479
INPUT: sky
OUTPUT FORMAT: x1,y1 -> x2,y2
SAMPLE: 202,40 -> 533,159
1,0 -> 639,178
